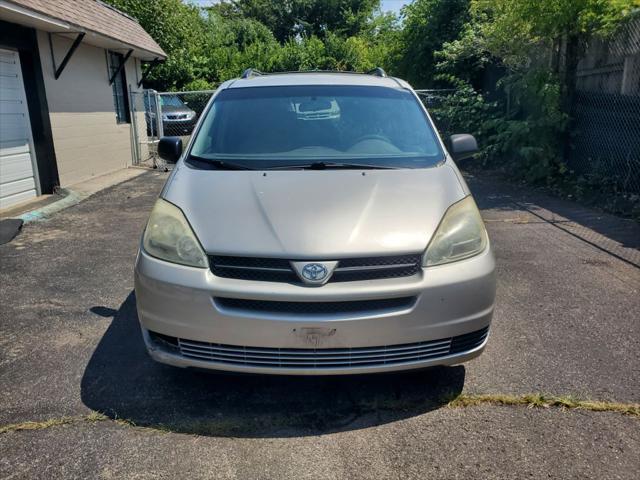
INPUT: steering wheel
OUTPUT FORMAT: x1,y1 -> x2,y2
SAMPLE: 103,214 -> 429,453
353,134 -> 391,144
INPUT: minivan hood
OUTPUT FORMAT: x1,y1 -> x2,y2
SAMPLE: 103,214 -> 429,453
163,164 -> 466,258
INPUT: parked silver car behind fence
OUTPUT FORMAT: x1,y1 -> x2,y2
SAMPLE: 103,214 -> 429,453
134,68 -> 496,375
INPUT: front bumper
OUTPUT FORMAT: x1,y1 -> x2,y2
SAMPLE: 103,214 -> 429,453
134,246 -> 496,375
162,119 -> 196,135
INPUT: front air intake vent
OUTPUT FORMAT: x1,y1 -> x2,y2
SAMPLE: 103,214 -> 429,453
214,296 -> 416,315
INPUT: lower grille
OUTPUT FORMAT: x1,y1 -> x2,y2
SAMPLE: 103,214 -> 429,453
215,296 -> 416,315
209,254 -> 422,284
149,326 -> 489,369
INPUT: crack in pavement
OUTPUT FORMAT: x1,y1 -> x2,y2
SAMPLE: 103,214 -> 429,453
1,393 -> 638,436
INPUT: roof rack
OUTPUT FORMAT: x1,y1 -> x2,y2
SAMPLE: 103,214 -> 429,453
367,67 -> 387,77
241,68 -> 263,79
239,67 -> 388,79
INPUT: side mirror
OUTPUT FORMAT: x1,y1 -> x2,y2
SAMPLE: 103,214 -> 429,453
449,134 -> 478,161
157,136 -> 182,164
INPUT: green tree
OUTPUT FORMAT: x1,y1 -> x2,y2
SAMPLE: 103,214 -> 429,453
107,0 -> 398,87
432,0 -> 638,186
473,0 -> 638,104
396,0 -> 471,88
299,0 -> 381,38
215,0 -> 381,42
200,10 -> 280,81
208,0 -> 298,42
104,0 -> 209,90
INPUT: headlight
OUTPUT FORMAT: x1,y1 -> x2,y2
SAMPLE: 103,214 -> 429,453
423,196 -> 487,267
142,199 -> 208,268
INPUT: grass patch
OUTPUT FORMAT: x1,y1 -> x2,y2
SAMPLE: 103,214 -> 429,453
85,411 -> 108,422
0,411 -> 109,434
0,417 -> 75,434
447,393 -> 640,416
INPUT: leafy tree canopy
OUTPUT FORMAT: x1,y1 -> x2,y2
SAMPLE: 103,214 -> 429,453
105,0 -> 208,90
473,0 -> 639,68
105,0 -> 395,89
212,0 -> 382,42
104,0 -> 638,95
395,0 -> 470,88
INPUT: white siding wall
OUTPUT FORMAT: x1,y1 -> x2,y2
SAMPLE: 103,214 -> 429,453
36,31 -> 143,187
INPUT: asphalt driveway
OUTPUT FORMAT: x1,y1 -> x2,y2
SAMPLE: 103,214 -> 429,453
0,171 -> 638,479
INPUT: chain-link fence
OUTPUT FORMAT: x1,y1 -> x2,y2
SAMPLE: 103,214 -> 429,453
569,91 -> 640,194
568,17 -> 640,195
130,89 -> 216,168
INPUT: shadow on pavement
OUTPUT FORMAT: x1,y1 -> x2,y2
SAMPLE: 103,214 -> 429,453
465,172 -> 640,267
81,292 -> 465,438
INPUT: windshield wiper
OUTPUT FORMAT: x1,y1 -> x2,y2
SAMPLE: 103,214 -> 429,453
264,161 -> 398,170
186,154 -> 255,170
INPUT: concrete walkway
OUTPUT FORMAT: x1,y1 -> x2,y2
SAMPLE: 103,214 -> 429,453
0,167 -> 148,222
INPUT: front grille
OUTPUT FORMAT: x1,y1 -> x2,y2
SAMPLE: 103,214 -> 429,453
209,254 -> 422,284
210,256 -> 298,282
148,326 -> 489,369
215,296 -> 415,315
332,254 -> 422,282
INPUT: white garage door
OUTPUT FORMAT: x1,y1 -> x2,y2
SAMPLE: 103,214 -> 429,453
0,48 -> 39,209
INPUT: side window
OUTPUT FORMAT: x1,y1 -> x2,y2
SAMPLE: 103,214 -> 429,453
108,51 -> 130,124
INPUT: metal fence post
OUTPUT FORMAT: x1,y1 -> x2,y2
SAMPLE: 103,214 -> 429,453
129,88 -> 140,165
155,90 -> 164,138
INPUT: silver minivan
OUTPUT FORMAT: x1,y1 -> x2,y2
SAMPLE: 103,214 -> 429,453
134,69 -> 496,375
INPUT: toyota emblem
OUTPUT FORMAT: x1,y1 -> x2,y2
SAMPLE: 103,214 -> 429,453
301,263 -> 328,281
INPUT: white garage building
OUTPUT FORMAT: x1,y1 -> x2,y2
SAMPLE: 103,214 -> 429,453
0,0 -> 166,209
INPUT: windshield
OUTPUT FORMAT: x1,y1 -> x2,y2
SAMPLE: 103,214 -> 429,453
190,85 -> 443,169
160,95 -> 186,107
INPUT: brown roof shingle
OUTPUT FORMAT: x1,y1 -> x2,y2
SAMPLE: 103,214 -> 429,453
6,0 -> 166,58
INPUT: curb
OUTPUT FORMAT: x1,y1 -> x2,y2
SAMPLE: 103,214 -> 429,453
17,189 -> 88,224
15,168 -> 151,224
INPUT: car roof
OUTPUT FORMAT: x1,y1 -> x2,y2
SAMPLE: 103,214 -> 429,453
224,72 -> 412,90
